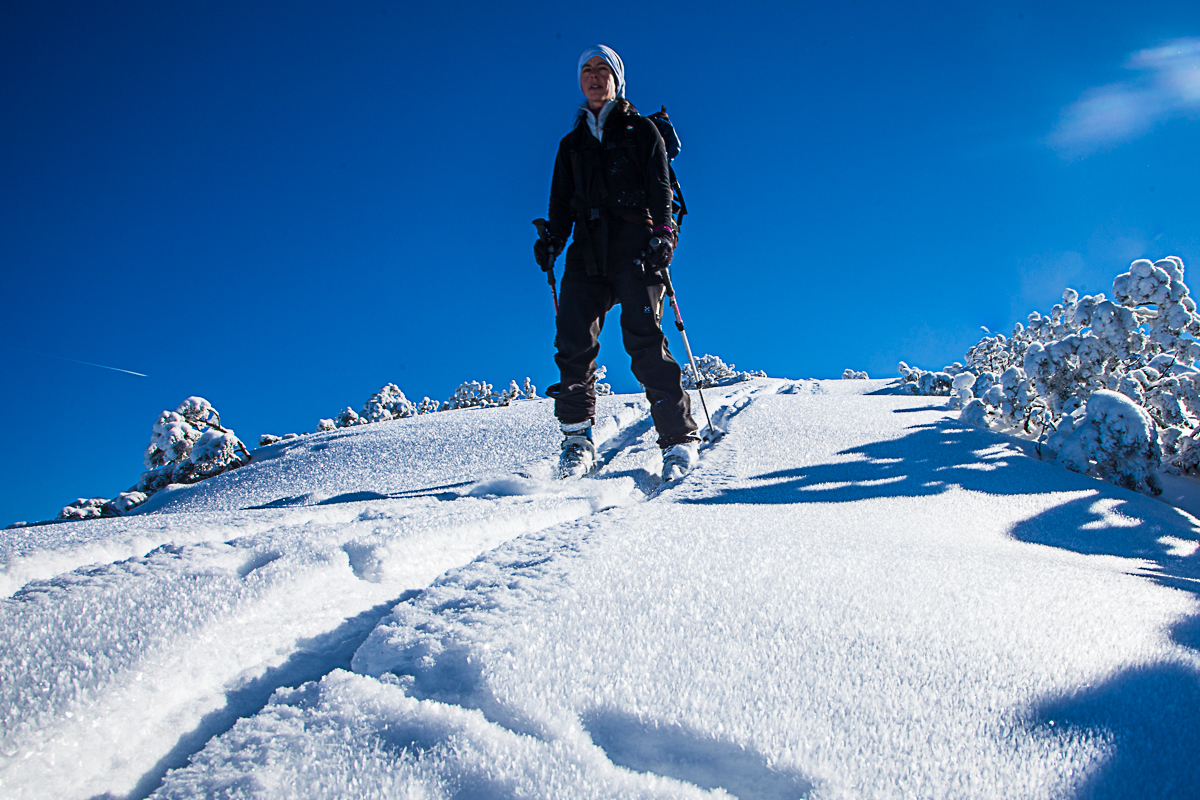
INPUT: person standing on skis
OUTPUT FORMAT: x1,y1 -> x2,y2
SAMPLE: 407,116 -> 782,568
534,44 -> 700,481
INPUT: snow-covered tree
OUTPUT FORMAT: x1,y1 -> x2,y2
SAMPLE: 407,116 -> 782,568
902,256 -> 1200,495
55,397 -> 250,521
842,369 -> 870,380
106,491 -> 148,515
445,380 -> 499,409
362,383 -> 415,422
1051,390 -> 1163,496
134,398 -> 251,497
334,407 -> 362,428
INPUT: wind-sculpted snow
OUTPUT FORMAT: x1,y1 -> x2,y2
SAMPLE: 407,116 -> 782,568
4,380 -> 1200,798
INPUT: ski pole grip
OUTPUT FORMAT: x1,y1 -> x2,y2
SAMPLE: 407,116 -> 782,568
533,217 -> 558,281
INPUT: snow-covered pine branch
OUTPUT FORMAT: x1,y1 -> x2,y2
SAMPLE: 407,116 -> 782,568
901,257 -> 1200,495
595,366 -> 612,397
57,498 -> 108,521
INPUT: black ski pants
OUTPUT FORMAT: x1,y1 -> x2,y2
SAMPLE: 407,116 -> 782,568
546,251 -> 698,449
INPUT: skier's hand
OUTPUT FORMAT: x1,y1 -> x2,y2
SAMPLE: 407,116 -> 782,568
534,235 -> 564,271
645,225 -> 677,272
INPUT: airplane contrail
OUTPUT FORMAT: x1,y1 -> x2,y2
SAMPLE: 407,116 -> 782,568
2,345 -> 148,377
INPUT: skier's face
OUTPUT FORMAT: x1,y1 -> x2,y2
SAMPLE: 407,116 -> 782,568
580,56 -> 617,109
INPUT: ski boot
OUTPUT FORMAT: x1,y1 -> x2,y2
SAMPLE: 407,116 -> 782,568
661,438 -> 700,482
557,420 -> 597,479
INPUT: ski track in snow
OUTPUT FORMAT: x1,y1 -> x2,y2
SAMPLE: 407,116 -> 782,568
5,380 -> 1200,798
0,388 -> 762,799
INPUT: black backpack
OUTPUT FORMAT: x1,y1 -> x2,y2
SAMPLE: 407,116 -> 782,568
645,107 -> 688,231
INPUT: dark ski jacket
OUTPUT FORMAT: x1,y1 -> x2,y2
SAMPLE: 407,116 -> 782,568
546,100 -> 673,276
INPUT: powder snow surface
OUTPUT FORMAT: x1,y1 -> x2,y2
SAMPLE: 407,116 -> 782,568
3,380 -> 1199,799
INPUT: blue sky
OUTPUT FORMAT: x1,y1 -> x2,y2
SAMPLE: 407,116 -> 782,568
3,0 -> 1200,525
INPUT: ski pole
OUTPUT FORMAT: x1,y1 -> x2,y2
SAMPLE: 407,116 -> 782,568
660,268 -> 716,441
531,218 -> 559,315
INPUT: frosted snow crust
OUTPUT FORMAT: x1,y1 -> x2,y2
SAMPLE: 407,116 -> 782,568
137,382 -> 1200,799
0,383 -> 771,798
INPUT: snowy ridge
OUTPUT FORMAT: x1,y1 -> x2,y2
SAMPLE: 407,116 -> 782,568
3,379 -> 1200,798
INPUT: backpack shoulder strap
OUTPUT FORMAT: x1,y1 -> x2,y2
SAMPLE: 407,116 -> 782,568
636,106 -> 688,231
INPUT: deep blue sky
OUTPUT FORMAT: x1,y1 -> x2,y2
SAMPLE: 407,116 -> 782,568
3,1 -> 1200,525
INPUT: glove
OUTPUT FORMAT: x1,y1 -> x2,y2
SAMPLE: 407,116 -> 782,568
534,235 -> 564,271
644,225 -> 677,272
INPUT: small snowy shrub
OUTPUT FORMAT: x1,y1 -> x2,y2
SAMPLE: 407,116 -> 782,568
1053,390 -> 1163,496
898,363 -> 954,396
54,396 -> 251,522
499,381 -> 525,404
446,380 -> 499,410
961,399 -> 991,428
334,407 -> 362,428
443,377 -> 540,410
320,376 -> 539,430
842,369 -> 870,380
362,383 -> 415,422
902,256 -> 1200,494
949,371 -> 977,410
682,354 -> 766,389
142,397 -> 249,481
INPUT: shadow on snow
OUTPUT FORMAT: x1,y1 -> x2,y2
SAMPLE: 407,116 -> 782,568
685,415 -> 1200,799
1012,493 -> 1200,799
583,709 -> 814,800
683,419 -> 1097,506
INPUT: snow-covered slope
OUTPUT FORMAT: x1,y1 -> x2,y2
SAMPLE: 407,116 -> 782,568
3,379 -> 1199,799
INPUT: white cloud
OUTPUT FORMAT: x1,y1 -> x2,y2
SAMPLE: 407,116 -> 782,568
1048,38 -> 1200,157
